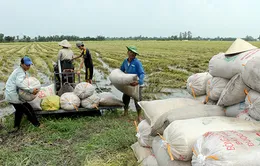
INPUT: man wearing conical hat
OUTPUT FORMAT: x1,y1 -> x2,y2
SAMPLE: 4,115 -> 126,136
120,46 -> 145,122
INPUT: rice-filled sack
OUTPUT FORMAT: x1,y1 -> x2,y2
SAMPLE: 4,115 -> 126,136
37,84 -> 56,99
18,77 -> 41,101
41,95 -> 60,111
245,90 -> 260,120
98,92 -> 124,106
74,82 -> 95,99
141,155 -> 158,166
209,40 -> 259,79
135,120 -> 154,147
152,136 -> 191,166
138,98 -> 201,127
242,54 -> 260,92
131,142 -> 152,163
60,92 -> 80,110
192,130 -> 260,166
217,74 -> 250,106
151,104 -> 225,136
186,72 -> 212,97
162,116 -> 260,161
236,109 -> 257,122
109,69 -> 139,100
206,77 -> 229,101
224,102 -> 246,117
81,93 -> 100,109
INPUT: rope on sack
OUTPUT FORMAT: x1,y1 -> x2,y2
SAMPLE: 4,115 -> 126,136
244,89 -> 252,104
65,97 -> 78,111
158,133 -> 174,161
189,84 -> 196,99
192,147 -> 219,161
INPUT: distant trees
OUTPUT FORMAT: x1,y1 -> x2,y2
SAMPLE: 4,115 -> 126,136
0,32 -> 259,42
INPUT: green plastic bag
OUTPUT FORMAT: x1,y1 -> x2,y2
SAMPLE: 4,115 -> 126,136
41,95 -> 60,111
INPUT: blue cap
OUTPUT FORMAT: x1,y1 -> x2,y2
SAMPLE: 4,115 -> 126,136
23,56 -> 33,65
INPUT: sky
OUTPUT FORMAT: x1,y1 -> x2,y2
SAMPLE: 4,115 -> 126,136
0,0 -> 259,38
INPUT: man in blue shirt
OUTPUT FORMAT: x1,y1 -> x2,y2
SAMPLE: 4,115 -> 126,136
120,46 -> 145,122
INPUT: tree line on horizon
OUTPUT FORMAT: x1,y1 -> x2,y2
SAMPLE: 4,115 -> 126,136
0,32 -> 259,43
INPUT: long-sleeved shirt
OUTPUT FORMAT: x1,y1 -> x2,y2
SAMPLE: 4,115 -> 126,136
120,58 -> 145,85
5,66 -> 32,103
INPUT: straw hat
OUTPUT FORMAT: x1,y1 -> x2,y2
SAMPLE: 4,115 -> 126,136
58,40 -> 71,48
225,38 -> 257,55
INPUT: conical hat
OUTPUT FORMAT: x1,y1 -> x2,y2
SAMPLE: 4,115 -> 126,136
58,40 -> 71,48
225,38 -> 257,55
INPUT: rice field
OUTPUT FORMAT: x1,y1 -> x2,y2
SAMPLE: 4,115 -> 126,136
0,40 -> 260,165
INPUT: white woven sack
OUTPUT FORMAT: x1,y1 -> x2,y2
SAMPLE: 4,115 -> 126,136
217,74 -> 249,106
131,142 -> 152,163
136,120 -> 154,147
192,130 -> 260,166
74,82 -> 95,99
18,77 -> 41,101
60,92 -> 80,110
37,84 -> 56,99
209,49 -> 260,79
152,136 -> 191,166
224,102 -> 245,117
186,72 -> 212,97
242,52 -> 260,92
81,93 -> 100,109
138,98 -> 201,127
151,104 -> 225,136
109,69 -> 139,100
28,97 -> 42,110
236,109 -> 257,122
141,155 -> 158,166
245,90 -> 260,120
163,116 -> 260,161
98,92 -> 124,106
206,77 -> 229,101
109,69 -> 138,85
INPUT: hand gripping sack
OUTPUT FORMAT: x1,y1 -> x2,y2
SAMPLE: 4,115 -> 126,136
81,93 -> 100,109
186,72 -> 212,97
162,116 -> 260,161
109,69 -> 139,100
18,77 -> 41,101
98,92 -> 124,106
41,95 -> 60,111
74,82 -> 95,99
60,92 -> 80,110
206,77 -> 229,101
192,130 -> 260,166
209,49 -> 260,79
217,74 -> 249,106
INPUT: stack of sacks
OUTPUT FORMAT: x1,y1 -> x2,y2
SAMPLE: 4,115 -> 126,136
208,39 -> 259,109
192,130 -> 260,166
160,116 -> 260,161
18,77 -> 41,102
73,82 -> 100,109
109,69 -> 139,100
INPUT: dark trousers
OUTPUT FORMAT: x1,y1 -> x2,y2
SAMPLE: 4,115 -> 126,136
122,86 -> 142,111
11,102 -> 40,128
